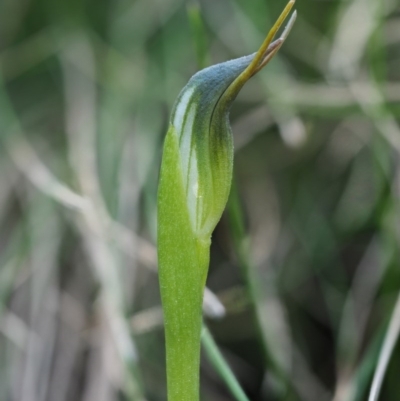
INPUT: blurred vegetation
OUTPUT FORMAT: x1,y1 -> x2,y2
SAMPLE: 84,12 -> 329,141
1,0 -> 400,400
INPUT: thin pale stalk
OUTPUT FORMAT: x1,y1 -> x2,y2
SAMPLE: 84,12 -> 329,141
201,325 -> 251,401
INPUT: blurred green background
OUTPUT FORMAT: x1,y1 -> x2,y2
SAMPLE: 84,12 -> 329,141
1,0 -> 400,400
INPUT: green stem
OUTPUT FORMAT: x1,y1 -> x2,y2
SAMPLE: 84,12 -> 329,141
164,238 -> 210,401
201,325 -> 251,401
158,127 -> 209,401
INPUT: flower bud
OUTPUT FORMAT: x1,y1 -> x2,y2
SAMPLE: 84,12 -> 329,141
167,5 -> 296,239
